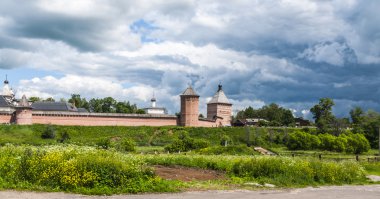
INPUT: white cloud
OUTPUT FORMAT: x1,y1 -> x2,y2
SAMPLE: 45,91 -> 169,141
0,0 -> 380,117
299,42 -> 356,66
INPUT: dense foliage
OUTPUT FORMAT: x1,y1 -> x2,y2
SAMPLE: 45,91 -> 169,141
350,108 -> 380,149
29,94 -> 145,114
286,131 -> 370,154
164,131 -> 210,152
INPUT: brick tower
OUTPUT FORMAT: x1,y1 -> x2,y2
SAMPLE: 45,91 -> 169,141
180,86 -> 199,126
207,84 -> 232,126
15,95 -> 33,125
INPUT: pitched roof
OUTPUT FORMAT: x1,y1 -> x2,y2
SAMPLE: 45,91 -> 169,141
77,108 -> 89,112
31,102 -> 78,111
181,86 -> 199,96
0,95 -> 11,107
208,85 -> 231,104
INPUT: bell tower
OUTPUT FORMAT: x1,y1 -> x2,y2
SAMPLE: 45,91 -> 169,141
180,86 -> 199,126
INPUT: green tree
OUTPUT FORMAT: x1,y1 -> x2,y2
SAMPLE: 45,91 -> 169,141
89,98 -> 103,112
102,97 -> 117,113
359,110 -> 380,148
310,98 -> 335,133
29,97 -> 41,103
244,106 -> 255,118
44,97 -> 55,102
68,94 -> 89,110
350,107 -> 364,125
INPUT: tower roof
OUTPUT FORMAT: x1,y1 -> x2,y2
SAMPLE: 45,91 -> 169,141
18,95 -> 30,107
4,75 -> 8,84
181,86 -> 199,96
208,84 -> 231,105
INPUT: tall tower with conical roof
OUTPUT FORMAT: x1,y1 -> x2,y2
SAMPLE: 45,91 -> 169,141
207,84 -> 232,126
180,86 -> 199,126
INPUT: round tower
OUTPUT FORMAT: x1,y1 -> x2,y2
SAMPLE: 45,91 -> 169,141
15,95 -> 33,125
180,86 -> 199,126
207,84 -> 232,126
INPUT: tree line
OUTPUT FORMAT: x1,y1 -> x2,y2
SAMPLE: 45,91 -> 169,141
235,103 -> 295,126
236,98 -> 379,149
29,94 -> 145,114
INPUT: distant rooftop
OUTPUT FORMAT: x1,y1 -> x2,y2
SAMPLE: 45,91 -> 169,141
208,84 -> 231,104
32,102 -> 78,112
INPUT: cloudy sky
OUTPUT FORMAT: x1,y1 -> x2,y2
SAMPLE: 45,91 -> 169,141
0,0 -> 379,119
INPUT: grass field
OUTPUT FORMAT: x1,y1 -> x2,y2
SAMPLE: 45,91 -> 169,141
0,124 -> 379,195
0,144 -> 371,195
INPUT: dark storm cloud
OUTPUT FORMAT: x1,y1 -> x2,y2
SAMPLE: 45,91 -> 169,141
8,14 -> 109,51
0,0 -> 379,118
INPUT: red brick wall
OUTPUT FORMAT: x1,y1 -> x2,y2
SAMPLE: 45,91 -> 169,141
0,114 -> 12,124
32,115 -> 178,126
197,119 -> 221,127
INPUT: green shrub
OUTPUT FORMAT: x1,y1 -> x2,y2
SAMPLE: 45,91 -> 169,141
344,133 -> 370,154
96,138 -> 111,149
286,131 -> 320,150
116,138 -> 136,152
318,133 -> 335,151
41,125 -> 56,139
164,137 -> 210,153
220,135 -> 232,146
332,136 -> 347,152
57,131 -> 70,143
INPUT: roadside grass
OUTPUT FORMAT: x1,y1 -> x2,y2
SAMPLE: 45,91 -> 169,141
361,162 -> 380,176
271,147 -> 379,160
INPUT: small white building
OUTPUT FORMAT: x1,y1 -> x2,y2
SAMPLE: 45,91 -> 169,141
144,95 -> 167,114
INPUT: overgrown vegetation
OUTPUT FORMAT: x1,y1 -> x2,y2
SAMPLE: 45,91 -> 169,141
164,131 -> 210,152
143,154 -> 367,186
0,145 -> 180,194
0,145 -> 369,195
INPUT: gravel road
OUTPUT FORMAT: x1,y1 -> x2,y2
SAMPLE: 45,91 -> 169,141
1,185 -> 380,199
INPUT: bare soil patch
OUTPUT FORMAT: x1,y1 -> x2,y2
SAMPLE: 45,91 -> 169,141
154,165 -> 226,181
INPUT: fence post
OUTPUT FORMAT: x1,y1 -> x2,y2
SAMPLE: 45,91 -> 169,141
356,155 -> 359,161
319,154 -> 322,160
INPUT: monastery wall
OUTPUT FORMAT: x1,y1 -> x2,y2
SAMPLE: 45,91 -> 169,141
0,113 -> 12,124
31,111 -> 178,126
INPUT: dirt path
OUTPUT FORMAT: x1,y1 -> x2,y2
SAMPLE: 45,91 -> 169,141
1,185 -> 380,199
154,165 -> 226,181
